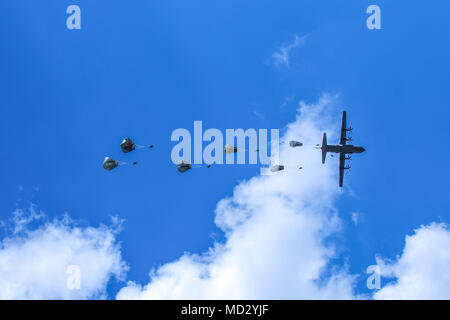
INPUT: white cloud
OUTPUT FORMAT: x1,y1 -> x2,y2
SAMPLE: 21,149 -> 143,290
0,207 -> 128,299
271,34 -> 308,67
117,94 -> 359,300
280,94 -> 295,108
10,205 -> 45,234
351,212 -> 360,226
252,109 -> 265,120
374,223 -> 450,299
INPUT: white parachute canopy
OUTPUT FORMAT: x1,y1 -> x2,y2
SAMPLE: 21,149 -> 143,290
224,144 -> 238,154
262,164 -> 303,175
270,164 -> 285,172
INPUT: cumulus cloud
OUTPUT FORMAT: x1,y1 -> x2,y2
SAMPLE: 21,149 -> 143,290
117,94 -> 359,300
271,34 -> 308,67
0,206 -> 128,299
374,223 -> 450,299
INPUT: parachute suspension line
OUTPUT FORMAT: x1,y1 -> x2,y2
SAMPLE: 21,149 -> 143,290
135,144 -> 154,150
192,164 -> 212,169
118,161 -> 138,166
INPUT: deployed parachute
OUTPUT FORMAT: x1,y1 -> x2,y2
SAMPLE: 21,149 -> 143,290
177,160 -> 192,173
102,137 -> 151,172
270,164 -> 285,172
103,157 -> 119,171
120,137 -> 154,153
224,144 -> 238,154
176,161 -> 212,173
103,157 -> 136,171
120,138 -> 136,153
289,140 -> 303,147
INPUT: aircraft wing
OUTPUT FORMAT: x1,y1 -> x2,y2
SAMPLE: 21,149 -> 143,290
339,111 -> 347,145
339,152 -> 345,187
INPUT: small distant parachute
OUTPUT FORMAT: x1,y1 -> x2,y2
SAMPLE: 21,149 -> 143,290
177,161 -> 212,173
270,164 -> 285,172
120,138 -> 136,153
224,144 -> 238,154
177,160 -> 192,173
289,140 -> 303,147
120,137 -> 154,153
103,157 -> 137,171
103,157 -> 119,171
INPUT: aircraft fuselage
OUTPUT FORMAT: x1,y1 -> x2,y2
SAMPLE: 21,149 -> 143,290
323,144 -> 365,154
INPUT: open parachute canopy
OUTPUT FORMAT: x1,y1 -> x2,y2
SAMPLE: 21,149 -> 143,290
103,157 -> 119,171
120,138 -> 136,153
289,140 -> 303,147
224,144 -> 238,154
120,137 -> 154,153
103,157 -> 137,171
177,160 -> 192,173
270,164 -> 285,172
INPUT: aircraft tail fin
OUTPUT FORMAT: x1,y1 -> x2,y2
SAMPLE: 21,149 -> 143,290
321,133 -> 327,164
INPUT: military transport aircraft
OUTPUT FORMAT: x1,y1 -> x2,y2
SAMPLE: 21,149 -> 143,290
320,111 -> 365,187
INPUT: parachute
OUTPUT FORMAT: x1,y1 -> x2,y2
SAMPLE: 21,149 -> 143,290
103,157 -> 119,171
289,140 -> 303,147
224,144 -> 238,154
177,160 -> 192,173
176,161 -> 212,173
99,138 -> 151,171
120,137 -> 154,153
103,157 -> 137,171
270,164 -> 285,172
120,138 -> 136,153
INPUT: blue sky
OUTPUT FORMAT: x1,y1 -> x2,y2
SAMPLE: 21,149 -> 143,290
1,0 -> 450,299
